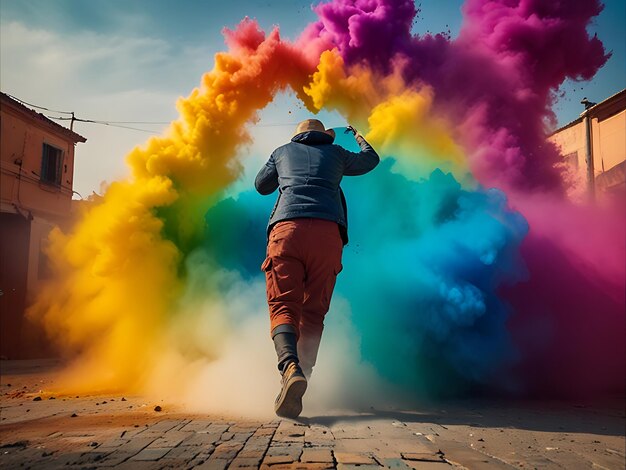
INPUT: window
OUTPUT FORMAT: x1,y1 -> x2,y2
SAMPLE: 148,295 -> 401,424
564,151 -> 578,169
41,143 -> 63,185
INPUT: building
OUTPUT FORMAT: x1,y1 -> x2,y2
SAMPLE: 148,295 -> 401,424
0,92 -> 86,358
550,88 -> 626,199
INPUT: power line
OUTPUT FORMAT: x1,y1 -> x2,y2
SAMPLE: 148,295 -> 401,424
46,115 -> 160,134
11,93 -> 346,135
90,119 -> 170,124
53,117 -> 170,124
7,93 -> 74,115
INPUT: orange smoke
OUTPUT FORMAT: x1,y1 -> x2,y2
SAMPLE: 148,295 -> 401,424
28,19 -> 325,395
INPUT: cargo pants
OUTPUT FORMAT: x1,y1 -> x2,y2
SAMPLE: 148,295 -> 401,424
261,218 -> 343,377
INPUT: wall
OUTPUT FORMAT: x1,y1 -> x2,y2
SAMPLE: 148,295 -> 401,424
0,98 -> 83,358
594,111 -> 626,174
0,213 -> 30,358
550,93 -> 625,197
0,104 -> 76,218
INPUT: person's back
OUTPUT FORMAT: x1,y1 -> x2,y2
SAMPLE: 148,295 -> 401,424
255,119 -> 379,418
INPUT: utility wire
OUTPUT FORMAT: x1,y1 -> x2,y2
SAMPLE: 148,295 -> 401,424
12,93 -> 345,135
46,115 -> 160,134
90,119 -> 170,124
7,93 -> 74,115
53,118 -> 170,124
48,114 -> 345,135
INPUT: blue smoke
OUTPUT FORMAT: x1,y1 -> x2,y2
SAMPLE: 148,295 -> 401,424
202,129 -> 529,397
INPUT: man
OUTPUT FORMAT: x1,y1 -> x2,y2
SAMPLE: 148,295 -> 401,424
255,119 -> 379,418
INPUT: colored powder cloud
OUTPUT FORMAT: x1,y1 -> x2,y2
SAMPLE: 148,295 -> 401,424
28,0 -> 624,408
28,18 -> 322,394
202,130 -> 528,400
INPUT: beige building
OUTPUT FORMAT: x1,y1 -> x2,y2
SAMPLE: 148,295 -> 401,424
0,92 -> 86,358
550,88 -> 626,199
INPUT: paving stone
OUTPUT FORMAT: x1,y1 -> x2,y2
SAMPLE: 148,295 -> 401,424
266,444 -> 303,460
381,458 -> 414,469
387,437 -> 438,453
133,420 -> 180,435
230,456 -> 264,467
404,462 -> 451,469
230,425 -> 261,433
437,441 -> 511,469
82,449 -> 114,462
99,450 -> 139,466
130,446 -> 172,461
97,438 -> 131,449
46,449 -> 106,468
107,460 -> 164,469
334,451 -> 377,465
243,437 -> 270,447
337,464 -> 383,470
211,441 -> 244,460
116,436 -> 158,454
230,431 -> 255,443
264,464 -> 334,470
147,430 -> 189,448
155,457 -> 190,469
161,443 -> 203,461
335,438 -> 387,454
194,456 -> 230,469
402,452 -> 447,462
185,445 -> 217,468
220,431 -> 235,441
254,426 -> 277,437
238,447 -> 267,459
300,448 -> 334,463
274,420 -> 307,442
172,419 -> 192,430
181,432 -> 223,446
263,454 -> 299,465
179,419 -> 214,432
205,423 -> 230,434
332,425 -> 377,440
305,425 -> 335,446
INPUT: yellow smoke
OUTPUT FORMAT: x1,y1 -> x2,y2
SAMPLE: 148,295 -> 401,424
28,19 -> 319,395
29,25 -> 465,400
304,50 -> 465,178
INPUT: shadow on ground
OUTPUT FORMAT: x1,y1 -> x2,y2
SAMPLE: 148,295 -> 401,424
300,397 -> 626,437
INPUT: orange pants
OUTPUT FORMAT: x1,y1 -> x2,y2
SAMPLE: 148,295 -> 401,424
261,219 -> 343,373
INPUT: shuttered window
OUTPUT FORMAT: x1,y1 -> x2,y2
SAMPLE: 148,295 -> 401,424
41,143 -> 63,185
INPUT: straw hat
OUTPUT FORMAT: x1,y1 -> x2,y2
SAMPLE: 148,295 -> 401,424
293,119 -> 332,137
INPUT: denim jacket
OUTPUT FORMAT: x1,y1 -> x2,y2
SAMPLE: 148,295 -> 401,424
255,130 -> 379,245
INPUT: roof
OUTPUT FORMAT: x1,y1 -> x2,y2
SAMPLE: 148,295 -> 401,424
0,92 -> 87,143
550,116 -> 583,136
551,88 -> 626,136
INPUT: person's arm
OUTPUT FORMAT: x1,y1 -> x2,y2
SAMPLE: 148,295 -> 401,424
255,153 -> 279,195
342,133 -> 380,176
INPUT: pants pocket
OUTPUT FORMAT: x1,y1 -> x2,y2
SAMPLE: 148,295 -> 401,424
261,257 -> 276,300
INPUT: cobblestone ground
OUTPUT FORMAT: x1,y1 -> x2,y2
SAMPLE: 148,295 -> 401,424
0,360 -> 624,469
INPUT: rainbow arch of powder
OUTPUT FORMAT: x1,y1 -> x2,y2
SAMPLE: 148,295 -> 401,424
30,0 -> 625,399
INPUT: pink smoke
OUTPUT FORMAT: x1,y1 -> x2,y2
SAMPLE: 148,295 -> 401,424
302,0 -> 623,396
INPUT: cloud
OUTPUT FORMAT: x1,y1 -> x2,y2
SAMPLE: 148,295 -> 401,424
1,19 -> 338,197
0,21 -> 219,196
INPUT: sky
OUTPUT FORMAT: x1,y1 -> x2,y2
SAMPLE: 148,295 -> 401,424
1,0 -> 624,198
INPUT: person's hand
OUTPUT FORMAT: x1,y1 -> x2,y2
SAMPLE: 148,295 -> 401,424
344,125 -> 361,139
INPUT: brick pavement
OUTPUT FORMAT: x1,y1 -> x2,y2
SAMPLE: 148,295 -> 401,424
1,360 -> 624,469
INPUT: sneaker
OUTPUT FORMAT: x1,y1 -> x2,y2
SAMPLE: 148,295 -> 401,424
274,361 -> 307,418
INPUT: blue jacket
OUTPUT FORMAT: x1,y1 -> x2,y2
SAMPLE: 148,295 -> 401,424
255,130 -> 380,245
